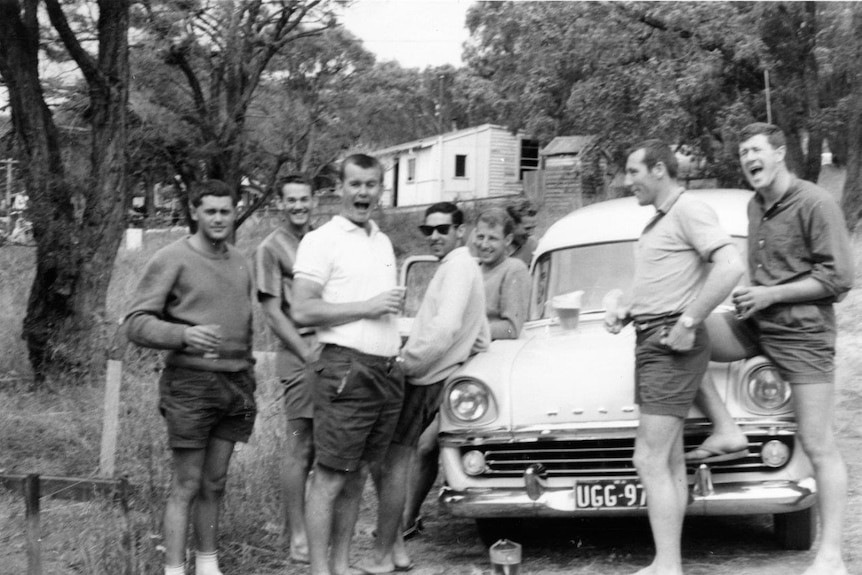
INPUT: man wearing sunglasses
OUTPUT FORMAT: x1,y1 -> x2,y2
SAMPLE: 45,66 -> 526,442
359,202 -> 490,574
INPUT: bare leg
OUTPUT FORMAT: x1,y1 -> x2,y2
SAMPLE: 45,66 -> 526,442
282,417 -> 313,561
305,463 -> 348,575
164,448 -> 207,568
330,464 -> 368,575
794,384 -> 848,575
192,437 -> 235,555
685,377 -> 748,461
361,444 -> 414,573
631,413 -> 686,575
402,417 -> 440,531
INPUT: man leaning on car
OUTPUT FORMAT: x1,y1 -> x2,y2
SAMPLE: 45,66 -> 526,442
604,139 -> 744,575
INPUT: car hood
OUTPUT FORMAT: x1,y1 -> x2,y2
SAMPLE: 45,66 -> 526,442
445,314 -> 640,432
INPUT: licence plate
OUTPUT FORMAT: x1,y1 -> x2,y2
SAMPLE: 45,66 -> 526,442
573,479 -> 647,509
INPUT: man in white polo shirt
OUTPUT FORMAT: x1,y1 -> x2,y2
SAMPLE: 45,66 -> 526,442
292,154 -> 406,575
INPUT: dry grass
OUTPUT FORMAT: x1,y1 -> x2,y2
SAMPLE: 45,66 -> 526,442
0,208 -> 439,574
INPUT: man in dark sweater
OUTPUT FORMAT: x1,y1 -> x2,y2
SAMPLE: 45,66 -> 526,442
125,179 -> 256,575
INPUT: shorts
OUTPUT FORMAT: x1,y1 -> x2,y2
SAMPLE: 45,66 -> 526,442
311,344 -> 404,472
158,366 -> 257,449
391,380 -> 445,448
278,337 -> 320,421
634,323 -> 709,418
750,303 -> 837,384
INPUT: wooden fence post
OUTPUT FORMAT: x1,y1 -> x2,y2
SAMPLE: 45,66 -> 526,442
24,473 -> 42,575
100,358 -> 123,477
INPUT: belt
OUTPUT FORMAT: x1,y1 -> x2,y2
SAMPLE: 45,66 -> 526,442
632,313 -> 682,333
322,343 -> 399,368
183,349 -> 251,360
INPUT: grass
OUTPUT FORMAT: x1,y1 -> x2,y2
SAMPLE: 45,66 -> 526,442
2,187 -> 860,574
0,204 -> 461,575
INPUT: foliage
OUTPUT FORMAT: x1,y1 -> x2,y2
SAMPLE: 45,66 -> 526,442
462,0 -> 862,212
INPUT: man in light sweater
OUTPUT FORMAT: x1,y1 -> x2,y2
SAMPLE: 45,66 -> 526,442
125,180 -> 255,575
357,201 -> 490,574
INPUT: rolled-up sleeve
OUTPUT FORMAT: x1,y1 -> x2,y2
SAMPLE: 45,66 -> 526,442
809,199 -> 854,299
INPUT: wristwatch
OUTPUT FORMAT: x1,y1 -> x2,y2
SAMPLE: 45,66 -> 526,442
680,315 -> 697,329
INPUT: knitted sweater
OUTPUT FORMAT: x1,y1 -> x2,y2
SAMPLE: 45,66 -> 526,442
124,237 -> 254,372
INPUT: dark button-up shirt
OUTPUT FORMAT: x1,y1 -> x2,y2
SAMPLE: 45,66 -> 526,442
748,177 -> 854,304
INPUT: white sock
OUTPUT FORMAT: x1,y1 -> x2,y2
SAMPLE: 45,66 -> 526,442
195,550 -> 223,575
164,565 -> 185,575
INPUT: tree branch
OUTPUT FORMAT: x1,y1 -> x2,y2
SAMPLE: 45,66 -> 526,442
44,0 -> 102,89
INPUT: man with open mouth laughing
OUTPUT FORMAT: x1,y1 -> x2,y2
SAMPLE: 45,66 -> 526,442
292,154 -> 406,575
733,122 -> 853,575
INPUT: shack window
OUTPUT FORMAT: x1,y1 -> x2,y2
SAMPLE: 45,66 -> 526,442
407,158 -> 416,182
455,154 -> 467,178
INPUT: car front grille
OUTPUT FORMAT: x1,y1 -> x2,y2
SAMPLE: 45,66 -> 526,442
462,432 -> 793,478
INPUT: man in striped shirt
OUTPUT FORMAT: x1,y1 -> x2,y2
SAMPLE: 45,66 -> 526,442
254,175 -> 318,564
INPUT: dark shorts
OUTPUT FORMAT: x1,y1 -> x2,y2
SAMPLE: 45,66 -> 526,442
278,337 -> 320,421
634,323 -> 710,418
391,380 -> 445,448
748,303 -> 836,384
311,344 -> 404,472
158,366 -> 257,449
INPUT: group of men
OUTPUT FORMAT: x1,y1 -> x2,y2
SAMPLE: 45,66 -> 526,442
605,124 -> 852,575
125,153 -> 532,575
124,120 -> 852,575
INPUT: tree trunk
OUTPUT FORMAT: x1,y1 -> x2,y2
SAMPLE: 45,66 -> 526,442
840,10 -> 862,232
0,0 -> 129,385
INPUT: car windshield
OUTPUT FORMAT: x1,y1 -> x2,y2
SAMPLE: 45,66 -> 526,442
529,237 -> 748,321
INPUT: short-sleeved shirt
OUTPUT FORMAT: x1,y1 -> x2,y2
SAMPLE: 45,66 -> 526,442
254,225 -> 314,342
294,215 -> 401,357
630,190 -> 733,319
748,177 -> 853,303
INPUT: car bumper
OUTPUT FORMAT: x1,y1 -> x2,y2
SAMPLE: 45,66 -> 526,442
439,473 -> 817,518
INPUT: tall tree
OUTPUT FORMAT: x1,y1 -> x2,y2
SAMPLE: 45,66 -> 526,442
137,0 -> 334,207
0,0 -> 129,384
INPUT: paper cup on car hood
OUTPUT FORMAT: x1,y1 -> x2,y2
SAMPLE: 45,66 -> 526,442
552,290 -> 584,330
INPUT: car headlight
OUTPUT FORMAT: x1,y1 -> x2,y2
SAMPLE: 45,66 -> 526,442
746,365 -> 791,412
447,378 -> 493,422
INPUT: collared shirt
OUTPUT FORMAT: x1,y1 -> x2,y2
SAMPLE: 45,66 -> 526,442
254,224 -> 314,342
630,190 -> 733,319
294,215 -> 401,357
748,177 -> 853,303
401,246 -> 490,385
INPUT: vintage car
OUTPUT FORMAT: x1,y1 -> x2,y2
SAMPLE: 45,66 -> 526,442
427,189 -> 816,550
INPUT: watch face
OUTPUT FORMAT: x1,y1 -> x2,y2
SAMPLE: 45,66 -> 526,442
682,316 -> 694,328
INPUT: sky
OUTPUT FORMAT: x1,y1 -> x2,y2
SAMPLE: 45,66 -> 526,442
337,0 -> 475,69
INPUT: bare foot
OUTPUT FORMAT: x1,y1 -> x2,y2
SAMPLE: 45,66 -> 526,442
349,560 -> 397,574
629,562 -> 683,575
800,555 -> 848,575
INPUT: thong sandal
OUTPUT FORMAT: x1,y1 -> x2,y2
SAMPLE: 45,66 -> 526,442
685,444 -> 750,464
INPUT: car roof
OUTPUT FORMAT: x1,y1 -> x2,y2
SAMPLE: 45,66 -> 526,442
536,188 -> 753,257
